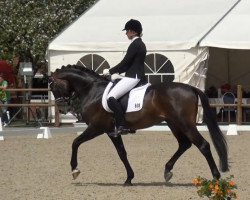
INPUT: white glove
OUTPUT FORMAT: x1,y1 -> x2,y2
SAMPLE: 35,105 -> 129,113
111,74 -> 123,81
103,69 -> 110,75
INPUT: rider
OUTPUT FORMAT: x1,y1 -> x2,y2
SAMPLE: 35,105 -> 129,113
103,19 -> 147,136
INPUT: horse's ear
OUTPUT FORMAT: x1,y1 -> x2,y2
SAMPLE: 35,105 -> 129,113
48,72 -> 54,83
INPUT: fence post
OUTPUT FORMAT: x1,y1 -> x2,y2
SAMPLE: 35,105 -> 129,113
237,85 -> 242,125
54,104 -> 60,127
4,88 -> 59,127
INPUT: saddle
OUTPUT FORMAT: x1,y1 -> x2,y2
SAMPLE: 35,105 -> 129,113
102,79 -> 151,113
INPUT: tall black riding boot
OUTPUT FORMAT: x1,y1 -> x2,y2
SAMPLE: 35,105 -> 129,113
107,97 -> 129,135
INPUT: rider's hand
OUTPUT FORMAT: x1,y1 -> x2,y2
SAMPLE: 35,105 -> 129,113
103,69 -> 110,76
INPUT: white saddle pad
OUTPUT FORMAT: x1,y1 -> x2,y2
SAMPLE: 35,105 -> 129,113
102,82 -> 151,113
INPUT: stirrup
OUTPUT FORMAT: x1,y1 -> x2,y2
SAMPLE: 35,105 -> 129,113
117,126 -> 130,135
107,126 -> 119,138
107,126 -> 130,138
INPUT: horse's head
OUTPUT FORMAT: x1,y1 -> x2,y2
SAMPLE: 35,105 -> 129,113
49,72 -> 74,114
49,64 -> 109,114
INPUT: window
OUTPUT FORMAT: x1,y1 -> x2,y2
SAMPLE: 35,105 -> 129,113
76,54 -> 110,73
144,53 -> 175,84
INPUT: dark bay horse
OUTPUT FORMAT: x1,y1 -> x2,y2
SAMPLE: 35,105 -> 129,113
49,65 -> 228,185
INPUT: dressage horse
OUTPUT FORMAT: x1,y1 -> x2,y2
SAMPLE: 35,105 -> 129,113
49,65 -> 228,185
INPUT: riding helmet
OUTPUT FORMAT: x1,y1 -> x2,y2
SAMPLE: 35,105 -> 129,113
123,19 -> 142,35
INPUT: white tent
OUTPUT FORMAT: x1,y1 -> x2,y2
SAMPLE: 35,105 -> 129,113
47,0 -> 240,122
200,0 -> 250,91
200,0 -> 250,49
49,0 -> 239,51
48,0 -> 239,84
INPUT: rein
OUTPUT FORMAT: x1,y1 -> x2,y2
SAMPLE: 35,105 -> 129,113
50,76 -> 98,105
55,96 -> 72,104
49,77 -> 76,105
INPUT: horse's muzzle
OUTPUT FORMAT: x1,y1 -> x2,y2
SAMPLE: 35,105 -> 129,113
56,102 -> 70,114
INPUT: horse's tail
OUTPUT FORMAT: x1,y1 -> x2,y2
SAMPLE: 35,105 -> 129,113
194,87 -> 229,172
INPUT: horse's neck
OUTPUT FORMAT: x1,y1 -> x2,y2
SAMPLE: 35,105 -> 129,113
70,77 -> 94,94
68,74 -> 107,98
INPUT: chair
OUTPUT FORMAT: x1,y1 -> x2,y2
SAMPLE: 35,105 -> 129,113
221,92 -> 236,122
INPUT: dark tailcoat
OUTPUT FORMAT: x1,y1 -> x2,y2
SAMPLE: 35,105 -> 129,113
109,38 -> 146,79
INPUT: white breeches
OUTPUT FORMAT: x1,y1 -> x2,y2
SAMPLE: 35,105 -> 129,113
107,77 -> 140,99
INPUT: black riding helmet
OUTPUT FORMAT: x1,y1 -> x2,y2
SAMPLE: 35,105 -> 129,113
123,19 -> 142,35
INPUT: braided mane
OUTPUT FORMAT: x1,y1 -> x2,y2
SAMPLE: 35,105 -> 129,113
55,64 -> 108,81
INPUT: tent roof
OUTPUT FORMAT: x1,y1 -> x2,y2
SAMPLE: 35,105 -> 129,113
200,0 -> 250,49
48,0 -> 238,52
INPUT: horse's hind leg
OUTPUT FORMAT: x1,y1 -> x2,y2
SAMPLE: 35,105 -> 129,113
183,127 -> 221,179
108,135 -> 134,186
164,121 -> 192,182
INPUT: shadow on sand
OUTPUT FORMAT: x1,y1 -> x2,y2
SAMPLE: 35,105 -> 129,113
72,181 -> 193,187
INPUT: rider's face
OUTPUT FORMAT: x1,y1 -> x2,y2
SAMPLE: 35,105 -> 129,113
126,30 -> 137,40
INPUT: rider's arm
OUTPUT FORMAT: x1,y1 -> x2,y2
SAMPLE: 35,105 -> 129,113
109,42 -> 138,75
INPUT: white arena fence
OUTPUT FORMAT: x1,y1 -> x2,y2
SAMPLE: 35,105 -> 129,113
1,121 -> 250,141
0,123 -> 87,141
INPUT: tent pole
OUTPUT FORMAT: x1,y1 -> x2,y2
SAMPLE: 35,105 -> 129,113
237,85 -> 242,125
227,49 -> 230,85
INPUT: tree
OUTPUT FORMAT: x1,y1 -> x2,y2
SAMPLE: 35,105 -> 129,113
0,0 -> 96,72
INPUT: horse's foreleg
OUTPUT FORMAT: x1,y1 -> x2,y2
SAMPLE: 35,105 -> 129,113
108,135 -> 134,186
71,126 -> 103,179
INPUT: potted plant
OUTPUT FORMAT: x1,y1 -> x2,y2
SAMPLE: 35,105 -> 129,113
193,175 -> 237,200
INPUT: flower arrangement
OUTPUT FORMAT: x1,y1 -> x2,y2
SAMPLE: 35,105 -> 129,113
192,175 -> 237,200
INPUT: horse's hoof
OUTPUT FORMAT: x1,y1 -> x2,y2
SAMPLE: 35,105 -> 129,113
124,181 -> 133,186
72,169 -> 81,180
164,171 -> 173,182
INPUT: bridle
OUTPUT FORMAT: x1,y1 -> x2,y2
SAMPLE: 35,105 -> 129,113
49,74 -> 98,107
49,76 -> 76,105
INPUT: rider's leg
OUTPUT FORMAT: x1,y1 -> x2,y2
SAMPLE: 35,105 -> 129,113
107,77 -> 140,135
107,97 -> 129,134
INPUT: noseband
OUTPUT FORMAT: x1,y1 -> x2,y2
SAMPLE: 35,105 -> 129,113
49,77 -> 76,105
55,96 -> 71,104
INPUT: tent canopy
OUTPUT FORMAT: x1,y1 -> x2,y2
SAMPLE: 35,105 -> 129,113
47,0 -> 250,122
200,0 -> 250,90
200,0 -> 250,49
48,0 -> 238,52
